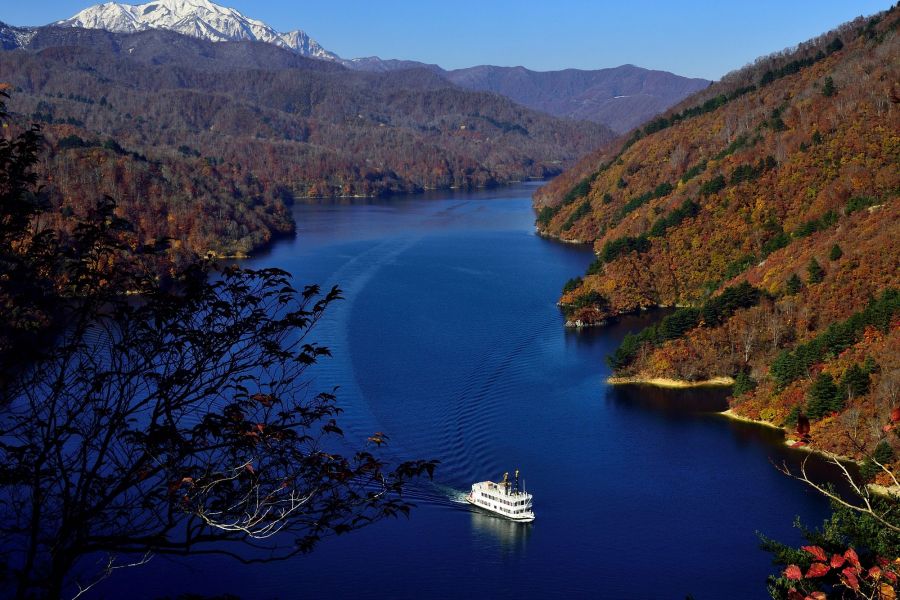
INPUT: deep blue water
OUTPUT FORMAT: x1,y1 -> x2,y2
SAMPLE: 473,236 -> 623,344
100,183 -> 836,599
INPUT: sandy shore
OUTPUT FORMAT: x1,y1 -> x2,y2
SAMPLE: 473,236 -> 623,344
606,375 -> 735,388
718,408 -> 784,430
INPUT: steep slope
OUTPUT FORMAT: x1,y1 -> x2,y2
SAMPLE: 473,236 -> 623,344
445,64 -> 710,133
0,25 -> 614,257
55,0 -> 339,60
535,8 -> 899,458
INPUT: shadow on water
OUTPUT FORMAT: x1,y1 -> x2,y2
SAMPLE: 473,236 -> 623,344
606,382 -> 730,415
608,383 -> 860,499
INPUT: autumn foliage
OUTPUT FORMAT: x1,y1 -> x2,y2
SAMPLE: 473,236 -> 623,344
536,7 -> 899,457
0,26 -> 614,257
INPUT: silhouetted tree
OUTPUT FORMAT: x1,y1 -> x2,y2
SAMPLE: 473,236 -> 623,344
0,93 -> 435,599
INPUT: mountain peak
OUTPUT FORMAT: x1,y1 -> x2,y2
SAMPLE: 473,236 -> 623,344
55,0 -> 339,61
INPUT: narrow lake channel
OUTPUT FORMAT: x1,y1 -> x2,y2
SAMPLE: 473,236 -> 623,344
108,182 -> 838,599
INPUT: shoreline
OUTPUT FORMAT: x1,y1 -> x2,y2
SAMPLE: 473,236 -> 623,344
606,375 -> 735,388
718,408 -> 784,430
719,410 -> 870,469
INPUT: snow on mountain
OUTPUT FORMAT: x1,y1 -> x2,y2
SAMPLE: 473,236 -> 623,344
0,22 -> 37,50
55,0 -> 339,60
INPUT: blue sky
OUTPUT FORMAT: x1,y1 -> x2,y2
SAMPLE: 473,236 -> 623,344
3,1 -> 891,79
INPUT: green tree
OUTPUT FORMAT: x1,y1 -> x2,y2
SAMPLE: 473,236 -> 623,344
762,435 -> 900,599
785,273 -> 803,295
828,244 -> 843,261
861,356 -> 878,375
807,258 -> 825,284
822,76 -> 836,97
806,373 -> 841,419
839,363 -> 870,400
732,371 -> 757,397
861,440 -> 896,481
562,277 -> 582,294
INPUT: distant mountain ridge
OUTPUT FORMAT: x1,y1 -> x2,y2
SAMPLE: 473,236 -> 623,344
443,65 -> 710,134
0,23 -> 615,256
0,0 -> 710,132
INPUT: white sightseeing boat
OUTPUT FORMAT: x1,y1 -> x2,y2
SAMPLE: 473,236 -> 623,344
466,470 -> 535,522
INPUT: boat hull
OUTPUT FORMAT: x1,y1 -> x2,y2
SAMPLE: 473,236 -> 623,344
465,494 -> 535,523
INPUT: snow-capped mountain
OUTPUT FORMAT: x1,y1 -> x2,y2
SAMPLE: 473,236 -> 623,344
0,22 -> 37,50
55,0 -> 339,60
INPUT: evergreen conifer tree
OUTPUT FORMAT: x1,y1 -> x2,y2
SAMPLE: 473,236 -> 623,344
806,373 -> 840,419
786,273 -> 803,295
840,363 -> 870,399
807,258 -> 825,284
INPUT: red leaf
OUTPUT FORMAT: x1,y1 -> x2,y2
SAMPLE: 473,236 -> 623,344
891,406 -> 900,422
806,562 -> 830,578
787,588 -> 804,600
842,567 -> 860,591
785,564 -> 803,580
803,546 -> 828,562
830,554 -> 846,569
885,570 -> 898,583
251,393 -> 275,407
244,463 -> 255,474
868,566 -> 882,580
844,548 -> 861,568
806,592 -> 827,600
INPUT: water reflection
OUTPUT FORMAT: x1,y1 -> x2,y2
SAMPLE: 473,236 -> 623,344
607,383 -> 858,497
469,510 -> 533,551
606,383 -> 730,415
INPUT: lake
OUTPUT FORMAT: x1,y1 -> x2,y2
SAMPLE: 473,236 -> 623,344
104,183 -> 835,599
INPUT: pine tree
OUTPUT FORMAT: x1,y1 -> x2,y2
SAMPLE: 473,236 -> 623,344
862,355 -> 879,375
732,371 -> 757,397
785,273 -> 803,295
806,373 -> 841,419
822,76 -> 836,97
828,243 -> 843,261
861,440 -> 896,480
840,363 -> 870,399
807,258 -> 825,284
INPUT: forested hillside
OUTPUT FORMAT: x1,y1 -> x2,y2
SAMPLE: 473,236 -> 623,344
0,25 -> 614,256
534,7 -> 899,457
444,64 -> 710,133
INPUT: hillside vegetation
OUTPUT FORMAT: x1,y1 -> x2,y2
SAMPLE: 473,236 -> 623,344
535,7 -> 899,458
444,64 -> 710,133
0,26 -> 614,256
